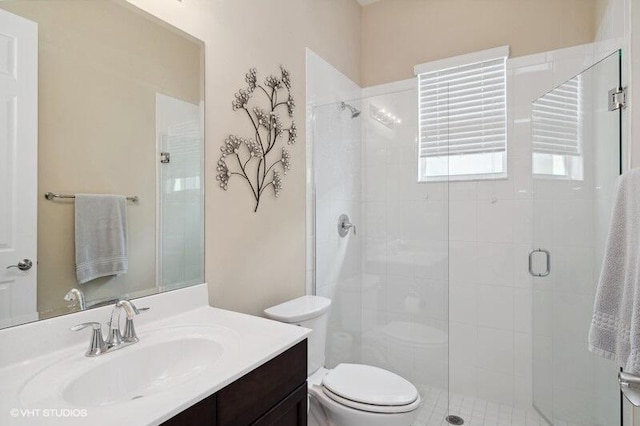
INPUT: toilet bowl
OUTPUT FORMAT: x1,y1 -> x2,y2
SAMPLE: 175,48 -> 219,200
265,296 -> 421,426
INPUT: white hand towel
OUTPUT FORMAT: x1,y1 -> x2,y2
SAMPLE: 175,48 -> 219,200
589,168 -> 640,374
75,194 -> 128,284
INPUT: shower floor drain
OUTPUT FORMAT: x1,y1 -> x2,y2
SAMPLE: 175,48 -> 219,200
445,414 -> 464,425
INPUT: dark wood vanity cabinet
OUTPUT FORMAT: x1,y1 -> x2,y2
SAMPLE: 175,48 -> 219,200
162,339 -> 307,426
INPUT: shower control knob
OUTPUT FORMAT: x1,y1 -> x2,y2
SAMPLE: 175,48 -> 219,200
338,214 -> 356,237
6,259 -> 33,271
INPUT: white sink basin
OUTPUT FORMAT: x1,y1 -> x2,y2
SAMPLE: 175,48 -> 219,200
19,325 -> 238,408
63,337 -> 223,406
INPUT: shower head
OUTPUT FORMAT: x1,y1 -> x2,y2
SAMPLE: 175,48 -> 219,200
341,102 -> 361,118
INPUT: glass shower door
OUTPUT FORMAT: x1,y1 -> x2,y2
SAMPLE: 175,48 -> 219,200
531,51 -> 622,425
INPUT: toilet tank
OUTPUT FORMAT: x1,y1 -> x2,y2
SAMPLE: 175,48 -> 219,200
264,295 -> 331,376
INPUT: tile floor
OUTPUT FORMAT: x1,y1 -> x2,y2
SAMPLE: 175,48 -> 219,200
414,386 -> 550,426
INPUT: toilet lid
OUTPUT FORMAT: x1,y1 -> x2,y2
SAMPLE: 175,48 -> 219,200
322,364 -> 418,407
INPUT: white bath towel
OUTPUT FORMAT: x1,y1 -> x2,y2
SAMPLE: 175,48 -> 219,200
75,194 -> 128,284
589,168 -> 640,374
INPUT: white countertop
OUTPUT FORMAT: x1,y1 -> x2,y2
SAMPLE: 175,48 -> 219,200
0,284 -> 310,425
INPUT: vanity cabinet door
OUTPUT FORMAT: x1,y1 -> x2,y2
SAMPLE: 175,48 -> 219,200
251,382 -> 307,426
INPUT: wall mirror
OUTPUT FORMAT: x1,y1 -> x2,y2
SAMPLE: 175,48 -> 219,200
0,0 -> 205,329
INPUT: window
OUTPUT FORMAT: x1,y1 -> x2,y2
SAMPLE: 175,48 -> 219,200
531,76 -> 583,180
415,46 -> 509,181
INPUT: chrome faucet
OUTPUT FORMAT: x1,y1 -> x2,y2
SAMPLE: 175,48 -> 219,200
71,299 -> 149,357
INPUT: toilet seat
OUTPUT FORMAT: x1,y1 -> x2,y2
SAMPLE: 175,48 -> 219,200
320,363 -> 420,414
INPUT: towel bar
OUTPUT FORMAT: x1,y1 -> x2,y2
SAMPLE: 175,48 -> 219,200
44,192 -> 139,203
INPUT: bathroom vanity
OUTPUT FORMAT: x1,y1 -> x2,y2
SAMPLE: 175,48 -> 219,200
0,284 -> 310,426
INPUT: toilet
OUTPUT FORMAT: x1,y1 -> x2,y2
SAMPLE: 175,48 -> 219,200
264,296 -> 421,426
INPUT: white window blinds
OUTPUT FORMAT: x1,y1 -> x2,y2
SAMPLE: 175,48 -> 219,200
416,47 -> 508,160
531,76 -> 581,156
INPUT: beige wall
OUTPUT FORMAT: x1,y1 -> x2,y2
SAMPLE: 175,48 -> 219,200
0,1 -> 202,317
360,0 -> 598,86
125,0 -> 362,316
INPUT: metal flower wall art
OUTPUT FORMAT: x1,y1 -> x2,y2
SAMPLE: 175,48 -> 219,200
216,66 -> 297,212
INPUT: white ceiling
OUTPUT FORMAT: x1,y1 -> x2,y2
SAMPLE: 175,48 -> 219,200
356,0 -> 382,6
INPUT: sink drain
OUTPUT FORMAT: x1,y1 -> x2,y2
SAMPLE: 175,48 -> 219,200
445,415 -> 464,425
131,395 -> 144,400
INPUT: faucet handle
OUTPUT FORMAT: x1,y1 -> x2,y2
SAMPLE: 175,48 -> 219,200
70,322 -> 107,357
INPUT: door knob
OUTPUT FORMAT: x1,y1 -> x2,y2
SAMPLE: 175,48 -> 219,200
6,259 -> 33,271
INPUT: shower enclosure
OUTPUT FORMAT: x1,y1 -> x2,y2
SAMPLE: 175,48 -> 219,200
310,49 -> 625,426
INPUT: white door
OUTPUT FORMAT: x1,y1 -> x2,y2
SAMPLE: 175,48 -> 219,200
0,9 -> 37,328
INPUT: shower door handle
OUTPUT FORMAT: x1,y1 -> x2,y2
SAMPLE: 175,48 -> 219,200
529,249 -> 550,277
